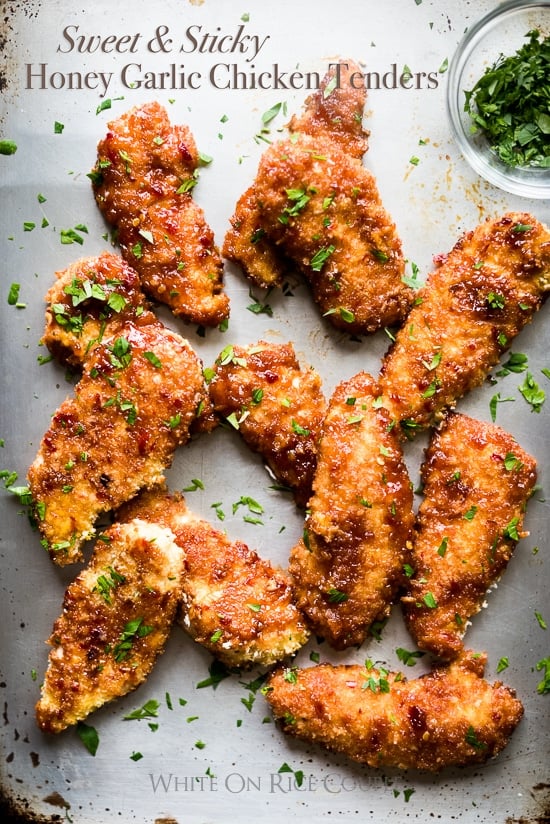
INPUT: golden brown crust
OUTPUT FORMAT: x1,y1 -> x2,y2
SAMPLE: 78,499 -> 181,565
289,372 -> 414,648
35,519 -> 184,733
402,412 -> 537,660
91,101 -> 229,326
42,252 -> 155,367
28,322 -> 207,565
118,486 -> 310,668
379,212 -> 550,435
265,653 -> 524,771
223,62 -> 412,333
208,341 -> 326,507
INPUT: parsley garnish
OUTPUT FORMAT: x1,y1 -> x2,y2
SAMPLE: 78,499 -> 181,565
112,617 -> 154,662
464,30 -> 550,168
76,721 -> 99,755
310,244 -> 335,271
519,372 -> 545,412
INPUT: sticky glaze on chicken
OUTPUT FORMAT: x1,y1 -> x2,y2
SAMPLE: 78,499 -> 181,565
42,252 -> 155,368
118,485 -> 310,668
91,101 -> 229,326
28,321 -> 208,565
379,212 -> 550,437
289,371 -> 414,649
208,341 -> 326,507
265,651 -> 523,771
402,412 -> 537,660
36,518 -> 183,733
223,61 -> 413,334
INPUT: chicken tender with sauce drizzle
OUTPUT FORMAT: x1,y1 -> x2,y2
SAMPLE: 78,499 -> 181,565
36,518 -> 184,733
223,61 -> 413,334
402,413 -> 537,660
28,321 -> 208,565
289,372 -> 414,649
118,485 -> 310,668
208,341 -> 326,507
42,252 -> 155,367
379,213 -> 550,436
265,651 -> 523,771
91,101 -> 229,326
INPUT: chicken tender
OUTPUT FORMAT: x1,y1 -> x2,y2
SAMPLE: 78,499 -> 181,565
402,413 -> 537,660
379,213 -> 550,436
265,651 -> 523,771
28,321 -> 208,565
289,372 -> 414,649
208,341 -> 326,507
36,518 -> 184,734
223,61 -> 413,334
118,486 -> 310,668
42,252 -> 155,367
91,101 -> 229,326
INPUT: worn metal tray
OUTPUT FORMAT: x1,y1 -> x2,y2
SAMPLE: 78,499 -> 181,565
1,0 -> 549,821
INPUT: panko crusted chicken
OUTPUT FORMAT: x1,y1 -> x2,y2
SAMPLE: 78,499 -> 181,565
36,518 -> 184,733
289,372 -> 414,649
223,61 -> 413,334
117,486 -> 310,667
91,101 -> 229,326
42,252 -> 155,367
265,652 -> 524,771
402,413 -> 537,661
28,321 -> 208,565
379,213 -> 550,436
208,341 -> 326,507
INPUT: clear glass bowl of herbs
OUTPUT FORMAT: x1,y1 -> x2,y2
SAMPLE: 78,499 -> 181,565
447,0 -> 550,199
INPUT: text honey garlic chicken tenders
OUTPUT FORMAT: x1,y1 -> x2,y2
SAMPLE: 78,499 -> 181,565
289,372 -> 414,649
28,322 -> 208,565
118,486 -> 310,668
223,61 -> 413,334
208,341 -> 326,507
402,413 -> 537,661
379,213 -> 550,436
91,101 -> 229,326
42,252 -> 155,368
36,519 -> 184,734
265,652 -> 523,771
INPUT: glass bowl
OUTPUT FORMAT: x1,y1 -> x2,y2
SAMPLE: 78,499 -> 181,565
446,0 -> 550,199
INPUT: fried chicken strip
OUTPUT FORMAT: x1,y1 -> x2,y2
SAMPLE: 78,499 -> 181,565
379,212 -> 550,436
28,321 -> 208,565
36,518 -> 184,733
208,341 -> 326,507
402,413 -> 537,660
42,252 -> 155,367
265,652 -> 523,771
118,486 -> 309,668
91,101 -> 229,326
289,372 -> 414,649
223,61 -> 413,334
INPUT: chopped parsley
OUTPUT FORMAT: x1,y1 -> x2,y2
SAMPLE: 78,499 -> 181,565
519,372 -> 545,412
310,244 -> 335,271
112,617 -> 154,662
76,721 -> 99,755
464,29 -> 550,168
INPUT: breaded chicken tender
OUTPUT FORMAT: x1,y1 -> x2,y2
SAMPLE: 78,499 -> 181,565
36,518 -> 184,733
28,322 -> 208,565
223,61 -> 413,334
265,651 -> 523,771
91,101 -> 229,326
42,252 -> 155,367
402,413 -> 537,660
289,372 -> 414,649
208,341 -> 326,507
379,213 -> 550,436
118,486 -> 309,668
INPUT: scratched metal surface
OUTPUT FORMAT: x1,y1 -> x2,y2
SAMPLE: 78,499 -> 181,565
0,0 -> 549,822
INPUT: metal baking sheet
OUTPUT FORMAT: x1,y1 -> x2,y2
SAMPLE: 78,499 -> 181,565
1,1 -> 549,821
